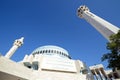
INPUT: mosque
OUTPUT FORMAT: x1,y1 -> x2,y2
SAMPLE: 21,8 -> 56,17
0,37 -> 94,80
0,5 -> 120,80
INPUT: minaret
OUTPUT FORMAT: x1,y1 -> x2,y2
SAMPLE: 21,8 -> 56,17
77,5 -> 120,41
5,37 -> 24,59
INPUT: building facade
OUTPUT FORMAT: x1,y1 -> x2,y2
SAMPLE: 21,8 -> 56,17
21,45 -> 94,80
0,44 -> 94,80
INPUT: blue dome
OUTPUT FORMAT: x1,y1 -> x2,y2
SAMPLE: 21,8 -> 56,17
32,45 -> 71,59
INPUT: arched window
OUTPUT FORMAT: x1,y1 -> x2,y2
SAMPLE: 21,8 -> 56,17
48,50 -> 50,53
43,50 -> 45,53
45,50 -> 47,53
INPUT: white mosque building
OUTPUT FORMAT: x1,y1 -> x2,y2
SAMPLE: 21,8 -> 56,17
0,5 -> 120,80
0,37 -> 94,80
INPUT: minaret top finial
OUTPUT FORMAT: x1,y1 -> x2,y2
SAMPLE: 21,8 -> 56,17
13,37 -> 24,47
77,5 -> 90,18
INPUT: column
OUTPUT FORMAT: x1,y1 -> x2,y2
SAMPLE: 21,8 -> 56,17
94,69 -> 99,80
98,69 -> 105,80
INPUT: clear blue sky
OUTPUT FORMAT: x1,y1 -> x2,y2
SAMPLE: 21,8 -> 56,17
0,0 -> 120,69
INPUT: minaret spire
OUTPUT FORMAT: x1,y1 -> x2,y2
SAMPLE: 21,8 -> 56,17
77,5 -> 120,41
5,37 -> 24,59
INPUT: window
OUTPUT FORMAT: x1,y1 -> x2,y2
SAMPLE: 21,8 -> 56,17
43,50 -> 45,53
45,50 -> 47,53
51,50 -> 53,53
33,64 -> 39,70
48,50 -> 50,53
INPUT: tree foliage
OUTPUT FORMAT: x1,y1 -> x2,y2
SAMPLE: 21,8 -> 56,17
101,30 -> 120,70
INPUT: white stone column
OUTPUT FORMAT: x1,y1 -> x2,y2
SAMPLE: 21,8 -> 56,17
98,69 -> 105,80
94,69 -> 99,80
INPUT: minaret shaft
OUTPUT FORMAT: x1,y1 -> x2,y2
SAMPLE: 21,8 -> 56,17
77,5 -> 120,41
5,45 -> 19,58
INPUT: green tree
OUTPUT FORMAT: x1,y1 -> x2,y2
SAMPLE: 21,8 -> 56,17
101,30 -> 120,71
